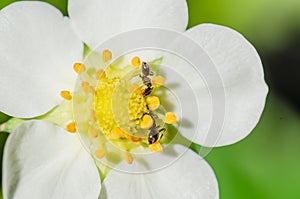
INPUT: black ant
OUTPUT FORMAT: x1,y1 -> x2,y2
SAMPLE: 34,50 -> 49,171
139,62 -> 154,96
146,111 -> 166,144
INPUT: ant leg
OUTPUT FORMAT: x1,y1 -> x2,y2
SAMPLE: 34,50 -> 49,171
159,128 -> 166,133
158,128 -> 166,140
152,114 -> 158,119
142,112 -> 150,117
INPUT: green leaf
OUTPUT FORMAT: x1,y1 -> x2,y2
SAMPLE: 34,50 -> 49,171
206,95 -> 300,199
0,112 -> 11,125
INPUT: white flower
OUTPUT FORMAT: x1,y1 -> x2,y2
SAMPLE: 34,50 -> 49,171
0,1 -> 268,199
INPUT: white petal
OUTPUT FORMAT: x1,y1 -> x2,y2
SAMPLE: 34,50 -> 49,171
68,0 -> 188,49
2,120 -> 101,199
100,145 -> 218,199
0,1 -> 83,118
185,24 -> 268,147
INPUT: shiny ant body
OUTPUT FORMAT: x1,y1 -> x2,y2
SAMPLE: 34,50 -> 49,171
139,62 -> 154,96
147,110 -> 166,145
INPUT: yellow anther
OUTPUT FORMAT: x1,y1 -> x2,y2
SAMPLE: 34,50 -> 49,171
140,114 -> 154,129
73,63 -> 86,74
131,56 -> 141,68
125,153 -> 134,164
88,126 -> 98,138
60,90 -> 72,100
149,142 -> 163,153
152,76 -> 166,87
95,149 -> 106,159
130,136 -> 142,143
89,86 -> 95,95
146,96 -> 160,110
81,81 -> 90,93
90,111 -> 97,122
102,49 -> 112,62
96,69 -> 106,80
164,112 -> 177,124
111,127 -> 124,139
66,122 -> 76,133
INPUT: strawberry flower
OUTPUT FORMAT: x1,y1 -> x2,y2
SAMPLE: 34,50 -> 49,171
0,1 -> 268,199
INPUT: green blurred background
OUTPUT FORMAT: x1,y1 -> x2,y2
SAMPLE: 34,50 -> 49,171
1,0 -> 300,198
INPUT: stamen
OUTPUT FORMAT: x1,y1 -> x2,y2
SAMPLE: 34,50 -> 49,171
152,76 -> 166,87
90,111 -> 97,122
73,63 -> 86,74
96,69 -> 106,80
149,142 -> 163,152
90,86 -> 95,95
131,56 -> 141,68
66,122 -> 77,133
125,152 -> 134,164
60,90 -> 72,100
130,136 -> 142,143
140,114 -> 154,129
81,81 -> 91,93
102,49 -> 112,62
164,112 -> 177,124
95,149 -> 106,159
146,96 -> 160,110
110,127 -> 124,139
88,126 -> 98,138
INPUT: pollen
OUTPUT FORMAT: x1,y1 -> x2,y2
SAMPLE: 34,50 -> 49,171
66,122 -> 76,133
95,149 -> 106,159
95,76 -> 150,140
125,152 -> 134,164
131,56 -> 141,68
94,78 -> 119,135
73,63 -> 86,74
146,96 -> 160,110
149,142 -> 163,152
152,76 -> 166,87
140,114 -> 154,129
128,91 -> 148,123
102,49 -> 112,62
60,90 -> 72,100
164,112 -> 177,124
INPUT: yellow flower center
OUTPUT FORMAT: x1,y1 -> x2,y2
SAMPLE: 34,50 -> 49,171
69,50 -> 179,165
94,77 -> 150,140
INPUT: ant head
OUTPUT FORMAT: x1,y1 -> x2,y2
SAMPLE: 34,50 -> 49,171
142,62 -> 147,69
142,62 -> 150,75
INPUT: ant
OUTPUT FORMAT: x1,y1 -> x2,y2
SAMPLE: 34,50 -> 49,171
146,110 -> 166,145
139,62 -> 154,96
